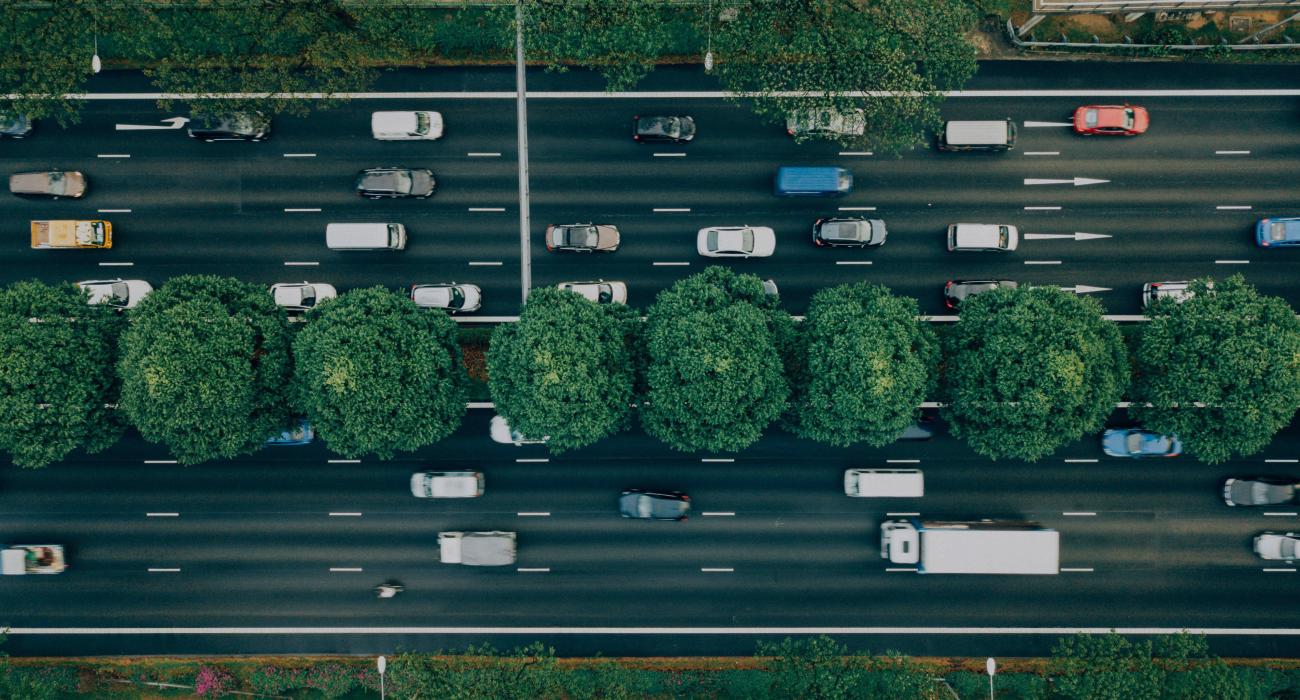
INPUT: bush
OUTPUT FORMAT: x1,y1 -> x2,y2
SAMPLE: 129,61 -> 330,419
194,665 -> 234,697
248,664 -> 307,694
306,662 -> 360,698
948,671 -> 1049,699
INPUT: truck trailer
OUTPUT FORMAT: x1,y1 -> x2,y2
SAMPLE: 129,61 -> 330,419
880,518 -> 1059,575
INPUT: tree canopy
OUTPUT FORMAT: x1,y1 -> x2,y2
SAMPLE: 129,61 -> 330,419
520,0 -> 674,91
641,267 -> 792,453
786,283 -> 938,447
291,286 -> 467,459
1131,275 -> 1300,463
0,280 -> 125,468
1050,633 -> 1256,700
941,285 -> 1129,461
117,275 -> 292,464
758,636 -> 932,700
488,286 -> 636,452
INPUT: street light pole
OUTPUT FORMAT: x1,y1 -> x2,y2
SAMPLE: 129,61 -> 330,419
377,655 -> 387,700
91,35 -> 101,74
986,657 -> 997,700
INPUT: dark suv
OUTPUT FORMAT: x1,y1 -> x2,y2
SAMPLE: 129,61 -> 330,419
633,115 -> 696,143
187,112 -> 271,142
355,167 -> 436,199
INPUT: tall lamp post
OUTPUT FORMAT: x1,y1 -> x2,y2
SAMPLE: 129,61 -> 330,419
377,655 -> 387,700
986,657 -> 997,700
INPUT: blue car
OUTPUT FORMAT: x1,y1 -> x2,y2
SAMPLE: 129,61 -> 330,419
265,419 -> 314,446
1256,218 -> 1300,247
1101,429 -> 1181,458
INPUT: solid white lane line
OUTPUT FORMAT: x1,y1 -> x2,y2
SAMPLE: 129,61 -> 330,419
1061,567 -> 1094,572
1024,206 -> 1062,211
1264,512 -> 1298,517
701,568 -> 734,573
1266,459 -> 1300,463
284,208 -> 321,212
886,567 -> 919,572
146,513 -> 179,517
702,512 -> 736,517
468,207 -> 507,212
653,207 -> 691,212
517,568 -> 550,572
886,512 -> 920,517
701,458 -> 734,463
1063,512 -> 1097,516
838,151 -> 873,156
653,152 -> 686,157
467,152 -> 502,157
1025,260 -> 1062,265
1024,151 -> 1060,156
1215,150 -> 1250,155
329,568 -> 363,573
97,154 -> 130,158
329,513 -> 362,517
97,208 -> 131,213
835,261 -> 873,265
886,459 -> 920,464
144,459 -> 177,464
1064,459 -> 1099,463
283,261 -> 319,266
468,261 -> 503,266
98,262 -> 134,266
148,568 -> 181,573
1216,205 -> 1252,210
517,512 -> 551,517
1215,260 -> 1250,264
838,206 -> 877,211
282,153 -> 316,157
328,459 -> 361,464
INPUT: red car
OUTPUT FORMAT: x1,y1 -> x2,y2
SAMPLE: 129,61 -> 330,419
1072,105 -> 1148,136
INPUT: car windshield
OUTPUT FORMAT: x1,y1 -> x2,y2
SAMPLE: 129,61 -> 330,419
740,229 -> 754,251
597,285 -> 612,303
1284,538 -> 1298,559
998,226 -> 1009,248
1121,108 -> 1136,128
109,282 -> 129,303
449,287 -> 465,306
415,112 -> 430,135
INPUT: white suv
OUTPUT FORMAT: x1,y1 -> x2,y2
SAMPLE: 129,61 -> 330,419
947,223 -> 1018,252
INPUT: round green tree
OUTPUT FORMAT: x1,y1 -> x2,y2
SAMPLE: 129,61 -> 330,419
0,280 -> 125,468
641,267 -> 791,453
787,283 -> 938,447
941,285 -> 1128,462
488,287 -> 634,452
291,287 -> 467,459
117,275 -> 292,464
1131,275 -> 1300,463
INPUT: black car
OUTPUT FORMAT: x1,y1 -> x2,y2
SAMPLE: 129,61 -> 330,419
0,114 -> 32,138
619,489 -> 690,521
632,115 -> 696,143
944,280 -> 1017,310
186,112 -> 271,142
355,167 -> 436,199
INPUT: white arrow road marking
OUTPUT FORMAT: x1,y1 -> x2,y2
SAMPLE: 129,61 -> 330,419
1024,177 -> 1109,186
115,116 -> 190,131
1024,121 -> 1074,128
1024,232 -> 1111,241
1058,285 -> 1111,294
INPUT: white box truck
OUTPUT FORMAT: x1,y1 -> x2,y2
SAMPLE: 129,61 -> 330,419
880,518 -> 1059,575
438,531 -> 516,566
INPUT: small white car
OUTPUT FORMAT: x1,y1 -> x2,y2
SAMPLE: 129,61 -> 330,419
697,226 -> 776,258
410,471 -> 484,499
557,280 -> 627,305
270,282 -> 337,312
411,283 -> 481,313
786,108 -> 866,138
77,279 -> 153,309
1254,532 -> 1299,562
371,111 -> 443,141
489,415 -> 549,446
1142,280 -> 1212,309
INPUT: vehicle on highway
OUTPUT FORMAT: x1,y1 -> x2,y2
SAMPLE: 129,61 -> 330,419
619,489 -> 691,521
774,166 -> 852,197
785,107 -> 865,137
1101,428 -> 1181,458
844,469 -> 924,498
325,222 -> 407,251
1254,532 -> 1299,562
1223,477 -> 1300,507
1141,280 -> 1210,308
880,518 -> 1060,575
1072,105 -> 1148,136
438,531 -> 515,566
1,545 -> 65,575
943,280 -> 1015,309
0,114 -> 32,138
697,225 -> 776,258
371,110 -> 443,140
632,115 -> 695,143
557,280 -> 628,304
812,217 -> 886,247
410,283 -> 482,313
947,223 -> 1018,252
762,279 -> 779,299
77,279 -> 153,309
270,282 -> 337,312
489,415 -> 549,446
187,112 -> 271,142
30,219 -> 111,249
9,170 -> 86,198
546,223 -> 620,253
1256,217 -> 1300,248
410,471 -> 484,499
266,419 -> 314,446
936,119 -> 1017,152
355,167 -> 436,199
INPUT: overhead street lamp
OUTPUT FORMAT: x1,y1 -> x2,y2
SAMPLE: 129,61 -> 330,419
377,655 -> 387,700
986,657 -> 997,700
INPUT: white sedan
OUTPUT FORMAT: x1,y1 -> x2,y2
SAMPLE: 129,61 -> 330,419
1255,532 -> 1299,562
76,279 -> 153,309
411,283 -> 481,313
557,280 -> 627,304
697,226 -> 776,258
489,415 -> 549,446
270,282 -> 337,312
371,110 -> 443,140
410,471 -> 484,498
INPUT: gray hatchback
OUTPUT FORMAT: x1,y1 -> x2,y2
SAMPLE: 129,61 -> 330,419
355,167 -> 436,199
619,489 -> 690,521
1223,477 -> 1300,506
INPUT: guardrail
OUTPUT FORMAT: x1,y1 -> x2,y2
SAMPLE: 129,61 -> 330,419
1005,18 -> 1300,50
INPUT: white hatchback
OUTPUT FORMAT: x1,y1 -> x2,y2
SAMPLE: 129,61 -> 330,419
697,226 -> 776,258
557,280 -> 627,304
77,279 -> 153,309
410,471 -> 484,498
371,111 -> 443,140
270,282 -> 337,312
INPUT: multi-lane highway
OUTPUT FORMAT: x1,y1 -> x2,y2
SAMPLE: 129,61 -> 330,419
3,61 -> 1300,657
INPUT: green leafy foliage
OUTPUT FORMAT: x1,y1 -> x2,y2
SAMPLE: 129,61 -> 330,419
488,287 -> 634,452
1131,275 -> 1300,463
522,0 -> 673,91
641,267 -> 790,453
0,280 -> 125,467
386,643 -> 564,700
941,285 -> 1128,461
0,3 -> 107,125
787,283 -> 937,446
291,287 -> 467,459
711,0 -> 978,154
757,636 -> 932,700
117,275 -> 291,464
1050,632 -> 1264,700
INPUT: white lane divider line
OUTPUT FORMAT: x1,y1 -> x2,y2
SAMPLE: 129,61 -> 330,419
838,151 -> 873,156
1266,459 -> 1300,463
702,512 -> 736,517
516,458 -> 550,463
468,207 -> 506,212
701,458 -> 735,463
329,512 -> 362,517
1215,150 -> 1250,155
1060,567 -> 1094,572
1063,512 -> 1097,516
1264,568 -> 1297,573
99,262 -> 135,266
1025,260 -> 1062,265
653,152 -> 686,157
97,208 -> 132,213
1024,206 -> 1063,211
701,568 -> 734,573
886,512 -> 920,517
886,459 -> 920,464
886,567 -> 918,572
517,512 -> 551,517
469,261 -> 504,266
1024,151 -> 1060,156
148,568 -> 181,573
283,153 -> 316,158
146,513 -> 179,518
653,207 -> 691,213
284,208 -> 321,213
837,206 -> 877,211
144,459 -> 177,464
1264,512 -> 1298,517
1216,205 -> 1252,210
1064,458 -> 1099,463
328,459 -> 361,464
652,261 -> 690,266
284,261 -> 319,266
329,567 -> 363,573
97,154 -> 130,158
1215,260 -> 1250,265
468,152 -> 502,157
518,567 -> 550,572
835,261 -> 873,265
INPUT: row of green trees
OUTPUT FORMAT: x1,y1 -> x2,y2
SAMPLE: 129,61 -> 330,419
1,271 -> 1296,468
2,0 -> 978,154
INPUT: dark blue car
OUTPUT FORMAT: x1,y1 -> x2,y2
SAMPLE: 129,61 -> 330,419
1256,218 -> 1300,248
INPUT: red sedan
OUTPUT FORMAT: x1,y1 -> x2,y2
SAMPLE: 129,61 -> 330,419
1073,105 -> 1148,136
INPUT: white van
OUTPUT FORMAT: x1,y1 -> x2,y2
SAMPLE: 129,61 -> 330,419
947,223 -> 1018,252
844,469 -> 924,498
326,223 -> 407,251
937,119 -> 1017,152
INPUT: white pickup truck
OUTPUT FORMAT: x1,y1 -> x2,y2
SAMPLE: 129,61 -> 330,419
438,531 -> 515,566
2,544 -> 66,575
